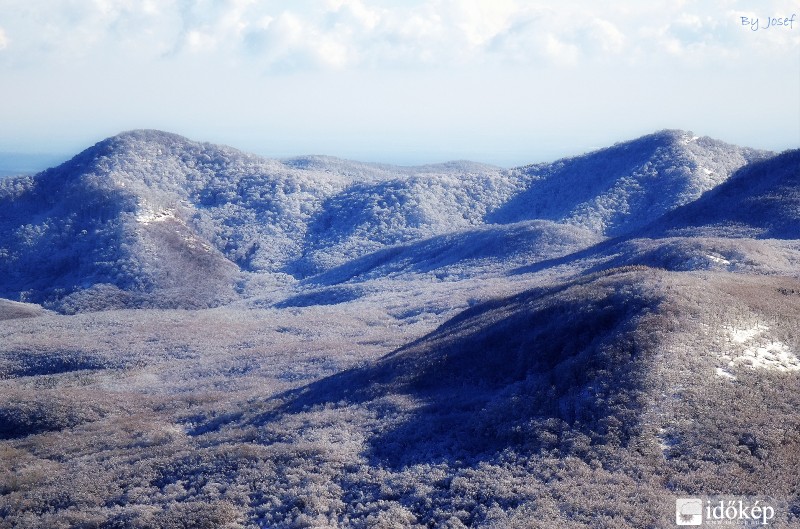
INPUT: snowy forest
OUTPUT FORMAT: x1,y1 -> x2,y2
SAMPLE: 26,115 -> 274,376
1,129 -> 799,528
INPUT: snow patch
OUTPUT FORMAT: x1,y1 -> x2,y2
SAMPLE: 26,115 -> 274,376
715,367 -> 737,380
731,341 -> 800,372
724,323 -> 800,372
729,323 -> 768,344
136,209 -> 176,224
706,253 -> 730,265
182,233 -> 213,251
656,427 -> 677,454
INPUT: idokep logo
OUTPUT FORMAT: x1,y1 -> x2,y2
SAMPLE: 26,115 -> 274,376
706,499 -> 775,526
676,498 -> 703,525
675,497 -> 778,527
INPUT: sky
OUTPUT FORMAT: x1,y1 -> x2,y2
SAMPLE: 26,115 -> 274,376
0,0 -> 798,167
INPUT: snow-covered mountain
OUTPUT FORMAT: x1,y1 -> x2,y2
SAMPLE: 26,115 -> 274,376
2,130 -> 800,528
279,267 -> 800,474
652,148 -> 800,239
0,129 -> 779,311
489,130 -> 768,234
586,148 -> 800,275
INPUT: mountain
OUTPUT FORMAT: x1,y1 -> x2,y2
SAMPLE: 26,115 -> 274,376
296,130 -> 767,275
2,129 -> 800,528
584,149 -> 800,275
652,148 -> 800,239
489,130 -> 768,235
0,131 -> 245,311
277,267 -> 800,489
0,131 -> 521,310
0,129 -> 774,312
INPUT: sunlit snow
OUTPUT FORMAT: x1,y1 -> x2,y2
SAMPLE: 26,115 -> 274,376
726,323 -> 800,372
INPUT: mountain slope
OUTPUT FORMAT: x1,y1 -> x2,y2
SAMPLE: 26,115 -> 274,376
279,267 -> 666,467
231,267 -> 800,525
0,129 -> 778,312
650,148 -> 800,239
489,130 -> 769,235
2,131 -> 800,528
0,132 -> 246,310
293,164 -> 517,275
0,131 -> 520,309
309,220 -> 601,285
302,267 -> 800,480
584,149 -> 800,276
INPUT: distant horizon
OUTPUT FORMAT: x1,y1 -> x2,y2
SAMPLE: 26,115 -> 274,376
0,125 -> 796,174
1,1 -> 798,169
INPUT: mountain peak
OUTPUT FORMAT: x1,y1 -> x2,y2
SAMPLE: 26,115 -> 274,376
603,129 -> 714,155
0,128 -> 785,312
109,128 -> 191,143
492,129 -> 770,235
646,128 -> 695,141
67,129 -> 197,162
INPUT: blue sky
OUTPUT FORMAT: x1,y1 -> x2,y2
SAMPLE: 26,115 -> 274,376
0,0 -> 798,166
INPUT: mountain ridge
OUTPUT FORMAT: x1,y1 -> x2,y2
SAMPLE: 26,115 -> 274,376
651,148 -> 800,239
0,128 -> 791,312
489,129 -> 770,234
2,129 -> 800,528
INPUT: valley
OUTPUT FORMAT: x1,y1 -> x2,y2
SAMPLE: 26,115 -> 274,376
1,130 -> 798,528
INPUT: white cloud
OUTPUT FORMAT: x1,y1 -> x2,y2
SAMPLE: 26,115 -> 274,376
442,0 -> 518,48
185,30 -> 217,53
0,0 -> 795,168
327,0 -> 381,31
315,37 -> 350,68
0,0 -> 796,71
0,27 -> 8,50
587,19 -> 626,55
0,0 -> 180,62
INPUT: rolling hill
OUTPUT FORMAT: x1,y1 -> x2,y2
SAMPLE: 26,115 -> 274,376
583,149 -> 800,276
652,148 -> 800,239
0,129 -> 777,312
1,130 -> 799,528
488,130 -> 769,234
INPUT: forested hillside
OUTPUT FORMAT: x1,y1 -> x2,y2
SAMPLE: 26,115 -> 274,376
1,131 -> 798,528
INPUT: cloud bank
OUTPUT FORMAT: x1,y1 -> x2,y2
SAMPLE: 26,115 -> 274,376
1,0 -> 796,71
0,0 -> 796,165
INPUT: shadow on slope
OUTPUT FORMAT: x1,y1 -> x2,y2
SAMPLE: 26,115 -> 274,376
274,285 -> 366,308
570,150 -> 800,277
0,299 -> 50,320
309,220 -> 601,285
273,267 -> 663,468
0,132 -> 245,311
651,149 -> 800,239
595,237 -> 800,276
0,388 -> 113,440
514,150 -> 800,279
488,130 -> 767,236
293,164 -> 514,276
0,159 -> 136,307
